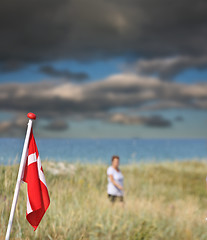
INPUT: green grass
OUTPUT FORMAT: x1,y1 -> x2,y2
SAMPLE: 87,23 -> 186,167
1,161 -> 207,240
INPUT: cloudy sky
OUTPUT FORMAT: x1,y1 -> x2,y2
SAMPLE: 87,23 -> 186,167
0,0 -> 207,138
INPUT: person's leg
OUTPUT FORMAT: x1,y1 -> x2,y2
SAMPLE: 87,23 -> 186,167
108,194 -> 116,204
118,196 -> 125,208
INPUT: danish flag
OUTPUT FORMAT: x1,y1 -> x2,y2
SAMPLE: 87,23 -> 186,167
22,129 -> 50,230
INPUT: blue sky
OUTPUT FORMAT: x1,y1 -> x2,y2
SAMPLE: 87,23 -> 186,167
2,58 -> 207,84
0,58 -> 125,83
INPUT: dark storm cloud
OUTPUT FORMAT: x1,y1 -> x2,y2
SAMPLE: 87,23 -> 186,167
0,115 -> 27,136
44,119 -> 69,131
1,0 -> 207,74
129,55 -> 207,79
0,74 -> 207,123
0,61 -> 27,73
174,116 -> 184,122
144,115 -> 172,127
39,65 -> 89,81
108,113 -> 172,127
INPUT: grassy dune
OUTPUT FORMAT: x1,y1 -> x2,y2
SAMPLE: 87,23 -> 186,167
1,161 -> 207,240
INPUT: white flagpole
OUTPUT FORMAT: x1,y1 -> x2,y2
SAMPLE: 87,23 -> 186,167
5,113 -> 36,240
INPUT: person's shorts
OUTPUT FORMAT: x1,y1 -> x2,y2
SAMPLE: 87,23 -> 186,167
108,194 -> 124,203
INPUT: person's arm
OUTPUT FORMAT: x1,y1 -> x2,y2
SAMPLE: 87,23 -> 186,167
109,174 -> 123,190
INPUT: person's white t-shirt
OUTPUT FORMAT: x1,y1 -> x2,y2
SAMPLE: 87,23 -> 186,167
107,166 -> 124,196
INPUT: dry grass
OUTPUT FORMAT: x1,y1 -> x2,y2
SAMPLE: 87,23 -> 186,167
1,161 -> 207,239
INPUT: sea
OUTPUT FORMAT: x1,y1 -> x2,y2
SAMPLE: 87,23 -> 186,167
0,138 -> 207,165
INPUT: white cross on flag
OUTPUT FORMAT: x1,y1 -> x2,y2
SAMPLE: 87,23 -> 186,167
22,129 -> 50,230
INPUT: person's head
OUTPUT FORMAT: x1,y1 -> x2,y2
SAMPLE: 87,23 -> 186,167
111,155 -> 120,169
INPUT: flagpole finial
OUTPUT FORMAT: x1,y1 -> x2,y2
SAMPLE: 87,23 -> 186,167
27,112 -> 36,120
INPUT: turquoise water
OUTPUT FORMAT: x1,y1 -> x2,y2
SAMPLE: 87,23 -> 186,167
0,138 -> 207,165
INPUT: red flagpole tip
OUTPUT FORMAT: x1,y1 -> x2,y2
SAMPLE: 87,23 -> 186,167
27,112 -> 36,120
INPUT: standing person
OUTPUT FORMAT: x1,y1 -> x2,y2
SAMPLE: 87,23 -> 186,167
107,155 -> 124,204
